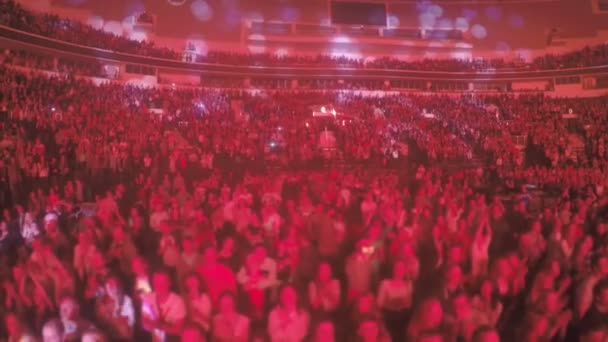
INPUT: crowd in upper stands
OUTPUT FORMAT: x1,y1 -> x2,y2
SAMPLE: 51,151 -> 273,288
1,0 -> 608,72
1,44 -> 608,342
1,0 -> 608,341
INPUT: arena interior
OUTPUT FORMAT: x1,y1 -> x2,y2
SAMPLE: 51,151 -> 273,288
1,0 -> 608,341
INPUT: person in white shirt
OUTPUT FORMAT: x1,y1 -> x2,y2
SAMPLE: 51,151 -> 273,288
141,270 -> 186,342
95,275 -> 135,340
20,212 -> 40,245
268,285 -> 310,342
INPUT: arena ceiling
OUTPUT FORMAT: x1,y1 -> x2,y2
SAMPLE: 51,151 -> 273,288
35,0 -> 608,52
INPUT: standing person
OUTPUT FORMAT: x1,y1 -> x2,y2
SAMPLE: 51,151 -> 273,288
212,292 -> 250,342
268,285 -> 310,342
95,275 -> 135,341
141,269 -> 186,342
198,245 -> 237,305
377,259 -> 414,342
308,262 -> 341,316
182,273 -> 212,334
471,216 -> 492,279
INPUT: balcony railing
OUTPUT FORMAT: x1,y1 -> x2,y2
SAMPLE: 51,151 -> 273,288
2,25 -> 608,81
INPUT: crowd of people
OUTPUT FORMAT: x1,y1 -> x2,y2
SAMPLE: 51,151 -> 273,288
1,44 -> 608,342
2,0 -> 608,72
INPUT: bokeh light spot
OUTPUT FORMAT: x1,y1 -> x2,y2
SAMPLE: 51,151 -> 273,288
388,15 -> 400,27
455,17 -> 469,31
419,12 -> 436,28
471,24 -> 487,39
191,0 -> 214,22
429,4 -> 443,18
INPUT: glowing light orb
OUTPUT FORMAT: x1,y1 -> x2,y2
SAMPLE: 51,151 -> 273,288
419,12 -> 436,28
455,17 -> 469,31
332,36 -> 351,44
388,15 -> 400,27
471,24 -> 487,39
129,30 -> 147,42
429,4 -> 443,18
191,0 -> 214,22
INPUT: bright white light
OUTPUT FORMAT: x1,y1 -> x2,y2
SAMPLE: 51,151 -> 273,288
130,30 -> 147,42
332,36 -> 351,44
88,16 -> 104,30
248,34 -> 266,41
103,21 -> 124,36
305,122 -> 310,128
122,16 -> 136,32
451,51 -> 471,60
321,106 -> 326,113
429,5 -> 443,18
248,44 -> 266,54
191,0 -> 214,22
332,109 -> 337,116
342,120 -> 345,126
419,13 -> 436,28
455,17 -> 469,31
471,24 -> 487,39
388,15 -> 400,27
275,48 -> 288,57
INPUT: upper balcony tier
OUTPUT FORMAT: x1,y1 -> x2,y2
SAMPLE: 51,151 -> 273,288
2,25 -> 608,81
